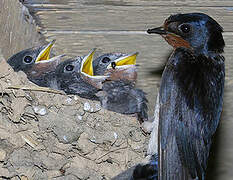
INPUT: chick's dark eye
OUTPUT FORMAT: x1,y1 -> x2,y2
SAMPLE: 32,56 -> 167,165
179,24 -> 191,33
111,62 -> 116,69
23,56 -> 33,64
102,57 -> 111,63
65,64 -> 74,72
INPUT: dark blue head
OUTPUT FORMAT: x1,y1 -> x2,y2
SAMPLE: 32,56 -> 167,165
93,52 -> 138,76
55,57 -> 83,76
147,13 -> 225,55
7,46 -> 46,72
7,40 -> 56,72
92,53 -> 126,75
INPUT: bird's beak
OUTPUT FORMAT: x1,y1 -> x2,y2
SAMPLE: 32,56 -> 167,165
107,52 -> 138,69
81,48 -> 96,76
147,26 -> 167,35
147,25 -> 191,49
35,54 -> 65,64
35,40 -> 56,63
80,49 -> 109,89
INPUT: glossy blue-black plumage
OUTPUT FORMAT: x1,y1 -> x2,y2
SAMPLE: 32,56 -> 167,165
159,48 -> 224,179
147,13 -> 225,180
165,13 -> 224,54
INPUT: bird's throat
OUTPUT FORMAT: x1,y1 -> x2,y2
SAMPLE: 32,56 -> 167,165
162,34 -> 191,50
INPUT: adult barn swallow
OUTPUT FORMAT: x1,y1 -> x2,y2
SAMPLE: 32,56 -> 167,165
7,40 -> 64,87
51,49 -> 108,100
147,13 -> 225,179
93,52 -> 138,82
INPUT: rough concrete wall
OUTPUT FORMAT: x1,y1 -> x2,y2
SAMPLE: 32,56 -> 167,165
0,0 -> 43,60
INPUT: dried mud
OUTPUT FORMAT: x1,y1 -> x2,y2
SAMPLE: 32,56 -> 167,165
0,57 -> 149,179
0,2 -> 149,179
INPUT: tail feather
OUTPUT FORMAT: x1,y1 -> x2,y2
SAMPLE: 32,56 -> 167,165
132,155 -> 158,180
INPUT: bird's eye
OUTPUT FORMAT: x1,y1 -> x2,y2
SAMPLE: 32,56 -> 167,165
102,57 -> 111,63
111,62 -> 116,69
23,56 -> 33,64
179,24 -> 191,34
65,64 -> 74,72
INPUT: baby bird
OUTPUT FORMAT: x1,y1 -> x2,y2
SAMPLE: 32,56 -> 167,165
7,40 -> 64,87
93,52 -> 138,83
93,52 -> 148,121
49,49 -> 108,100
98,80 -> 148,121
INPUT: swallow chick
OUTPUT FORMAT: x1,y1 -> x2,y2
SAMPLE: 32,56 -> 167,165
92,52 -> 148,121
51,49 -> 108,100
147,13 -> 225,179
7,40 -> 64,87
93,52 -> 138,83
97,80 -> 148,121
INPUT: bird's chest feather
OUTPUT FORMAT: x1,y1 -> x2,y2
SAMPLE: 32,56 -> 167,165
175,55 -> 224,112
159,49 -> 225,145
161,49 -> 225,125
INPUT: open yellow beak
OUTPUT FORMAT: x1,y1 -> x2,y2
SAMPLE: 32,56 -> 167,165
80,49 -> 109,89
81,48 -> 96,76
35,40 -> 56,63
107,52 -> 138,69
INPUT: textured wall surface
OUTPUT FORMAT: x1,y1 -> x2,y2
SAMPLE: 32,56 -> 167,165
0,0 -> 43,60
0,2 -> 148,179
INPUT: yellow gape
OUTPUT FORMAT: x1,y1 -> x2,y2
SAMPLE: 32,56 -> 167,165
81,49 -> 96,76
35,40 -> 55,62
106,52 -> 138,69
115,52 -> 137,66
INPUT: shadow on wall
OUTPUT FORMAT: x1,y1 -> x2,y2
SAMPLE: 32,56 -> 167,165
0,0 -> 44,60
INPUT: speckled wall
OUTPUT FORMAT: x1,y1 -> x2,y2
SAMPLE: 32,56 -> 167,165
0,0 -> 43,60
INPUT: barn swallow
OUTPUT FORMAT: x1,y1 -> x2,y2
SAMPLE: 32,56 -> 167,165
93,52 -> 138,82
147,13 -> 225,179
92,52 -> 148,121
51,49 -> 108,100
7,40 -> 64,87
96,80 -> 148,121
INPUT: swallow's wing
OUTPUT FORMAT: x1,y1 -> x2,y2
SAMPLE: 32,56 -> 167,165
158,49 -> 224,180
99,81 -> 148,119
100,81 -> 134,113
56,73 -> 99,100
159,63 -> 202,179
